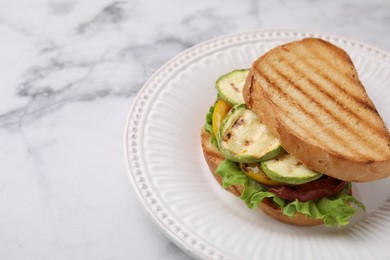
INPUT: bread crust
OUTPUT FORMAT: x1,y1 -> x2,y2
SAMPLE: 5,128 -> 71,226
243,38 -> 390,182
200,128 -> 323,226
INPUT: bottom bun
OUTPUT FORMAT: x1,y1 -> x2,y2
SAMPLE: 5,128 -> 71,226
201,128 -> 323,227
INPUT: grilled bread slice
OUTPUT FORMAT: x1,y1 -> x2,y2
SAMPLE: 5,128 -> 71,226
243,38 -> 390,182
200,128 -> 323,226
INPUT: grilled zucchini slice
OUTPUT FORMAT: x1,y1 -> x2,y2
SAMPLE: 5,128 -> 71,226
219,105 -> 282,163
261,153 -> 323,185
216,69 -> 249,105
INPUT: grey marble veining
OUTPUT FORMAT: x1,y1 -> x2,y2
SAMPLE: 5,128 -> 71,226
0,0 -> 389,259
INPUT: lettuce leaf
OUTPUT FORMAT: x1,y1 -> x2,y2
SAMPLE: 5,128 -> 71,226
215,159 -> 365,227
205,105 -> 214,134
283,192 -> 365,227
204,104 -> 218,148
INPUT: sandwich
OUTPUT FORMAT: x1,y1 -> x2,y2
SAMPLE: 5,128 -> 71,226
201,38 -> 390,227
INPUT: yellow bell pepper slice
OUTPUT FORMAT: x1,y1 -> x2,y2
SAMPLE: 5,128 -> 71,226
212,99 -> 232,136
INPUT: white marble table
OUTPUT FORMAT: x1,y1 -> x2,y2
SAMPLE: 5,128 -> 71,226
1,0 -> 389,259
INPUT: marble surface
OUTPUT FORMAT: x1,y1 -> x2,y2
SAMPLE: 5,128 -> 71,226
1,0 -> 389,259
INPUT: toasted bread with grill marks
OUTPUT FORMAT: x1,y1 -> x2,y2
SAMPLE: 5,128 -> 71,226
243,38 -> 390,182
200,128 -> 323,226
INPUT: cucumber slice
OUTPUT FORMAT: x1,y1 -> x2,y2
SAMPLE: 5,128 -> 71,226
216,69 -> 249,105
261,154 -> 323,185
219,105 -> 283,163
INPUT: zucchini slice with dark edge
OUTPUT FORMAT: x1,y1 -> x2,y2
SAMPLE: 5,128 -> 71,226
216,69 -> 249,105
218,105 -> 283,163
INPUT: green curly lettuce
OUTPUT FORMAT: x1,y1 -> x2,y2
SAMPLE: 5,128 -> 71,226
215,159 -> 365,227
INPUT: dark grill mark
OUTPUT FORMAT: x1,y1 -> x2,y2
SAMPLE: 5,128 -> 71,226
295,161 -> 303,166
224,132 -> 232,141
233,118 -> 245,129
230,83 -> 240,92
244,139 -> 253,146
247,75 -> 255,108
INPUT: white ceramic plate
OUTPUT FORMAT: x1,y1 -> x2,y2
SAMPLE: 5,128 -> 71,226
124,31 -> 390,260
